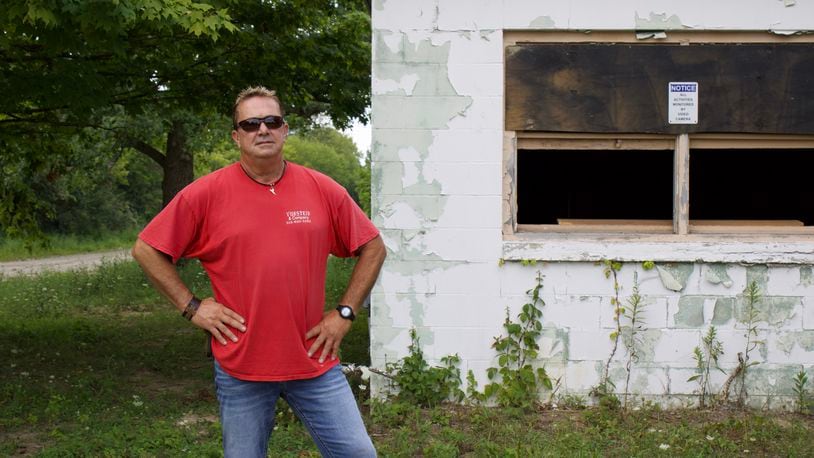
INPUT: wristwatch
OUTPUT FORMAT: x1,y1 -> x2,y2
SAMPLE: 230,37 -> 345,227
336,304 -> 356,321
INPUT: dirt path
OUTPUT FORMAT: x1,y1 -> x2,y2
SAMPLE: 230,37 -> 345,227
0,249 -> 131,277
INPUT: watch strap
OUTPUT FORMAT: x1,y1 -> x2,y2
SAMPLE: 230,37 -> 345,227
336,304 -> 356,321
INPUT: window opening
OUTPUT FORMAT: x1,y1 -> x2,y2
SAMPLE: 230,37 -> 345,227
690,148 -> 814,226
516,149 -> 673,225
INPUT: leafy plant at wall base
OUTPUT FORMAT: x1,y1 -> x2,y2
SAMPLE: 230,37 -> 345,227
593,260 -> 623,406
483,271 -> 552,409
688,326 -> 725,408
737,281 -> 763,408
792,369 -> 811,415
621,272 -> 646,409
466,370 -> 486,404
386,328 -> 464,407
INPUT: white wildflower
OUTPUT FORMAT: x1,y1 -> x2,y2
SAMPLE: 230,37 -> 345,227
659,444 -> 670,450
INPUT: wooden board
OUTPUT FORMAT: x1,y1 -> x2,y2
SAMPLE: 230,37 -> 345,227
506,43 -> 814,134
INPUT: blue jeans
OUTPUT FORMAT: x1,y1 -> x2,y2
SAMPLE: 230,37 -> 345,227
214,361 -> 376,458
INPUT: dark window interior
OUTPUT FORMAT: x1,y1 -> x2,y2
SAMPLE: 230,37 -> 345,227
690,149 -> 814,225
517,149 -> 674,224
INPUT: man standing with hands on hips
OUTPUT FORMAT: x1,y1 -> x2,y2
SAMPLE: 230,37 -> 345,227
132,86 -> 385,457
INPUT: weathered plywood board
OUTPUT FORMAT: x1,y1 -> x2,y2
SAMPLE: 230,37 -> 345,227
506,43 -> 814,134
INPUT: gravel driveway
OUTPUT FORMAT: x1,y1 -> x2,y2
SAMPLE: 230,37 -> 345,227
0,249 -> 131,277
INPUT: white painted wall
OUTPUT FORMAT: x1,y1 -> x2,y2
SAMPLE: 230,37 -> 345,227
370,0 -> 814,407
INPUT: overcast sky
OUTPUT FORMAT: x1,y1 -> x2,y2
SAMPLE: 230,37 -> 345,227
342,117 -> 371,155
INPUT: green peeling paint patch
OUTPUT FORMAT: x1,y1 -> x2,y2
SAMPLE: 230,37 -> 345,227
712,298 -> 734,325
674,296 -> 705,328
401,230 -> 444,262
373,129 -> 435,162
374,31 -> 452,64
634,12 -> 685,30
378,195 -> 449,225
656,263 -> 694,291
745,265 -> 769,292
800,266 -> 813,286
372,96 -> 473,129
632,330 -> 662,363
374,63 -> 459,96
705,264 -> 733,288
529,16 -> 556,28
776,331 -> 814,353
540,327 -> 569,362
741,366 -> 800,398
735,296 -> 800,327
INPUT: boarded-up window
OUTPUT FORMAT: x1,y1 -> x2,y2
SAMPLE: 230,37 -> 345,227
505,37 -> 814,235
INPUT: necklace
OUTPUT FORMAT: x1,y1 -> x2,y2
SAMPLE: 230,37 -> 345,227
240,161 -> 286,195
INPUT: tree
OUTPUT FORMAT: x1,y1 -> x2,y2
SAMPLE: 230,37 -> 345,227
284,127 -> 369,210
1,0 -> 371,240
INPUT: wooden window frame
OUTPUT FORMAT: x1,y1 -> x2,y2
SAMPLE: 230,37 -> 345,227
503,31 -> 814,240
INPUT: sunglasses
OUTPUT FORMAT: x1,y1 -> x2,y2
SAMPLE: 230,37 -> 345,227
237,115 -> 285,132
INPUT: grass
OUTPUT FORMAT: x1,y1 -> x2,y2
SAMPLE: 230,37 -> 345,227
1,259 -> 812,456
0,229 -> 139,261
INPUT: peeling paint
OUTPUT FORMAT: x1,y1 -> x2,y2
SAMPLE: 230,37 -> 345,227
540,328 -> 569,362
636,31 -> 668,40
744,366 -> 800,400
712,298 -> 734,325
656,264 -> 694,291
634,330 -> 663,363
746,265 -> 769,292
735,295 -> 800,327
373,73 -> 421,96
634,12 -> 686,30
529,16 -> 556,28
776,331 -> 814,353
705,264 -> 733,288
800,266 -> 813,286
373,2 -> 814,406
374,63 -> 459,96
675,296 -> 705,327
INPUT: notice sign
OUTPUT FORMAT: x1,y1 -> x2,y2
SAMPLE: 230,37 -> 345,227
668,82 -> 698,124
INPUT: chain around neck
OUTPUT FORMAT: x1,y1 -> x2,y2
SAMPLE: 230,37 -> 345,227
240,161 -> 286,194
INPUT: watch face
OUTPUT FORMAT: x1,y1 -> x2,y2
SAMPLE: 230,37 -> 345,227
338,305 -> 354,320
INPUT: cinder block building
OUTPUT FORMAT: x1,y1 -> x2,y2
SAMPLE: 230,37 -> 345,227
370,0 -> 814,407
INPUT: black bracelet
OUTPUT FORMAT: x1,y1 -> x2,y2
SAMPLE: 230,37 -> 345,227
182,296 -> 202,321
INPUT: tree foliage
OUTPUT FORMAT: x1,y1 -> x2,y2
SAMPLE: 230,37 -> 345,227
1,0 -> 371,241
284,127 -> 370,214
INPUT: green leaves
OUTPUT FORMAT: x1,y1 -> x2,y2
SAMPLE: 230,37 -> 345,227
1,0 -> 372,239
386,329 -> 464,407
482,271 -> 552,409
689,326 -> 725,408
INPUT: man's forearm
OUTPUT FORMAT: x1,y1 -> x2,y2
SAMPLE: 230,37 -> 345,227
131,238 -> 194,311
339,235 -> 387,311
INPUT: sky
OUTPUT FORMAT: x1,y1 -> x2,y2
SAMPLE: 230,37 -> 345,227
342,117 -> 372,155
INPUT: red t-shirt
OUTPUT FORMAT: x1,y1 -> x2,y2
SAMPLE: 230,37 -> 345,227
139,162 -> 379,381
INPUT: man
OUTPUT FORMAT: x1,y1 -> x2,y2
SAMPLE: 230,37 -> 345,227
132,86 -> 385,457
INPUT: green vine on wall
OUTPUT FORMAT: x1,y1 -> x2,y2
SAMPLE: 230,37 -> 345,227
482,271 -> 553,409
592,260 -> 623,405
385,328 -> 464,407
621,272 -> 646,409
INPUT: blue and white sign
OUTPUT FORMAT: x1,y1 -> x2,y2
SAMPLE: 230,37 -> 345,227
668,82 -> 698,124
